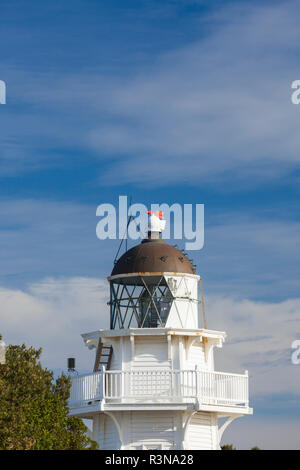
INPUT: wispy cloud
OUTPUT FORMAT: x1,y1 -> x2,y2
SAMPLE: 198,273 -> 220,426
1,199 -> 299,300
0,277 -> 109,371
2,2 -> 300,187
0,277 -> 300,395
201,214 -> 300,300
1,275 -> 300,397
209,296 -> 300,398
88,1 -> 300,186
1,275 -> 300,448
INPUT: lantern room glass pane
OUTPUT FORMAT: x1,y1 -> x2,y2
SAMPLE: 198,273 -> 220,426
139,286 -> 172,328
109,276 -> 173,329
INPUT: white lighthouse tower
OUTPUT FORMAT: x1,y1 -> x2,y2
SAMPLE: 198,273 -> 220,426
69,211 -> 252,450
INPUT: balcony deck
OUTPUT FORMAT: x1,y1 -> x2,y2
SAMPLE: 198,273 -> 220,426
69,369 -> 251,415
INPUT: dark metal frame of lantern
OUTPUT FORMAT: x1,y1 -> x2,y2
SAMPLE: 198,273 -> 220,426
108,274 -> 174,329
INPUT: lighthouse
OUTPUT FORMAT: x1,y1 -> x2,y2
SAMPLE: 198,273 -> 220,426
69,211 -> 252,450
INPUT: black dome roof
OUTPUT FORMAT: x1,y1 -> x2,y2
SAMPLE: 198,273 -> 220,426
111,238 -> 195,276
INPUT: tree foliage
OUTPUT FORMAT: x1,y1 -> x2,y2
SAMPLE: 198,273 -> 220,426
221,444 -> 262,450
0,341 -> 97,450
221,444 -> 236,450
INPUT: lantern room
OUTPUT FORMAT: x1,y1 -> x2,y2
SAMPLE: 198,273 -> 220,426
108,212 -> 200,330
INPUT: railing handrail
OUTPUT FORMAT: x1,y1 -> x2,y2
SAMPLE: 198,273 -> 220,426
73,368 -> 248,379
73,370 -> 103,378
69,368 -> 249,409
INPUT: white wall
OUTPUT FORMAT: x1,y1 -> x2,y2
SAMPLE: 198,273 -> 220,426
132,336 -> 171,370
93,414 -> 121,450
187,342 -> 207,370
93,410 -> 219,450
186,412 -> 218,450
125,411 -> 181,450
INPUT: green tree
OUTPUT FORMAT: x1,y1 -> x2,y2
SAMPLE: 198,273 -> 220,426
0,339 -> 97,450
221,444 -> 236,450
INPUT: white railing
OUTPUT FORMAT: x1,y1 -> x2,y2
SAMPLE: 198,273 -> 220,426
69,371 -> 103,408
69,369 -> 249,409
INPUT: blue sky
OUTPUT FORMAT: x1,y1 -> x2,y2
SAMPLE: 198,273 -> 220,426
1,0 -> 300,449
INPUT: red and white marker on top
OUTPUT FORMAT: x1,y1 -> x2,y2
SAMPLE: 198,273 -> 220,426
147,210 -> 166,235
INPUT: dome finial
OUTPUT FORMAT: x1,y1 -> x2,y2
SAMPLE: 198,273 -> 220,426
146,210 -> 166,239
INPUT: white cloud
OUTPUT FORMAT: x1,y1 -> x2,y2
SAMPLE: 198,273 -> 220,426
2,2 -> 300,187
1,198 -> 300,301
70,1 -> 300,185
0,198 -> 118,284
199,214 -> 300,300
1,275 -> 299,398
0,277 -> 109,372
1,275 -> 300,448
209,296 -> 300,397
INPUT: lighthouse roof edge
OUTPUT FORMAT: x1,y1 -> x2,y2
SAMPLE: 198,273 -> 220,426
108,272 -> 200,281
81,327 -> 227,349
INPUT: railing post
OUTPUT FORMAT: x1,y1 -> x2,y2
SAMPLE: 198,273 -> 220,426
102,365 -> 106,399
244,370 -> 249,406
121,371 -> 124,402
195,365 -> 198,398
